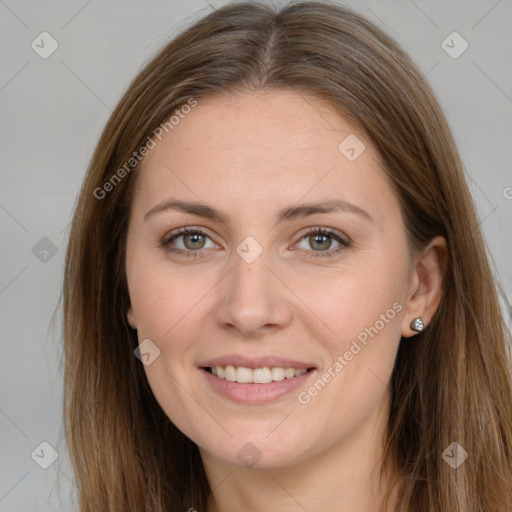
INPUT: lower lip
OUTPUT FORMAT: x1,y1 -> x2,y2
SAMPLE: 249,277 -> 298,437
200,368 -> 316,404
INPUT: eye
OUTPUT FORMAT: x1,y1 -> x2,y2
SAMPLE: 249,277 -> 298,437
161,226 -> 350,259
293,227 -> 350,258
162,227 -> 217,258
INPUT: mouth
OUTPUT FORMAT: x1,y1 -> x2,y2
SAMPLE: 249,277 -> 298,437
202,365 -> 315,384
199,363 -> 317,404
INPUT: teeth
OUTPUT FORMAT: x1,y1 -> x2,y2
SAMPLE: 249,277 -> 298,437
208,365 -> 308,383
236,366 -> 253,383
284,368 -> 295,379
225,365 -> 237,382
271,367 -> 285,381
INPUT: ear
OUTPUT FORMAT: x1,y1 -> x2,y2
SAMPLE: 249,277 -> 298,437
127,305 -> 137,330
401,235 -> 447,338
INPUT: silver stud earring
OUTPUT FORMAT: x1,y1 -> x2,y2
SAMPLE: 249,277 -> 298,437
410,317 -> 425,333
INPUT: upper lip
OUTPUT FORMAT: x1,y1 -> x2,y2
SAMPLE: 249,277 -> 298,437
199,354 -> 316,370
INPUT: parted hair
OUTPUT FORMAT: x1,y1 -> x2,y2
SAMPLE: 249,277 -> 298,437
62,2 -> 512,510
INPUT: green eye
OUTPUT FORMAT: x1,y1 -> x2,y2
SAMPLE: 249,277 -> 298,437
163,227 -> 215,258
162,226 -> 350,259
294,227 -> 349,258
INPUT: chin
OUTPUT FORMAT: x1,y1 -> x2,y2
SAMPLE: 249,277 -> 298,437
198,429 -> 315,470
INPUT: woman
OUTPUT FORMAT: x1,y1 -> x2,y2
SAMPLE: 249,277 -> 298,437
62,2 -> 512,510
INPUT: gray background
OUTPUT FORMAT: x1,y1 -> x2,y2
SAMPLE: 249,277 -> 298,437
1,0 -> 511,510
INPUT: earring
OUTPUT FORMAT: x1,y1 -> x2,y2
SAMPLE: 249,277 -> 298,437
410,317 -> 425,333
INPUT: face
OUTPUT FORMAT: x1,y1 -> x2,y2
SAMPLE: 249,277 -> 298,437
125,90 -> 418,469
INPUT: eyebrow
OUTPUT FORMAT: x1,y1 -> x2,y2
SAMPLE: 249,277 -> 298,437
143,197 -> 373,224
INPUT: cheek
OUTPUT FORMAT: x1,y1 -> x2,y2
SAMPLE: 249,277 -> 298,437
290,265 -> 405,448
128,264 -> 212,432
127,257 -> 216,341
292,257 -> 407,347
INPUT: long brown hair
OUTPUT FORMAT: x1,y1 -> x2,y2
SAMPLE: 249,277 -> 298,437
61,2 -> 512,510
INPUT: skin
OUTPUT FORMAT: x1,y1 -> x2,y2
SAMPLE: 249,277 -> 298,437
125,90 -> 447,511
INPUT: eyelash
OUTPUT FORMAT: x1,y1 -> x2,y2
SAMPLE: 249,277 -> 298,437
162,227 -> 350,259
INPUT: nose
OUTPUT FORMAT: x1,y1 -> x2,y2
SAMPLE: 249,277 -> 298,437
212,249 -> 293,337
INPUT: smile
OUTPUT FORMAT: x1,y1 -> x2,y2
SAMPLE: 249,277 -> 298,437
201,365 -> 316,404
205,365 -> 309,383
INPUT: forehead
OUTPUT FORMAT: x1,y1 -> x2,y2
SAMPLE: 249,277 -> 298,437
132,90 -> 396,223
